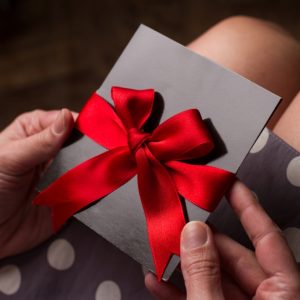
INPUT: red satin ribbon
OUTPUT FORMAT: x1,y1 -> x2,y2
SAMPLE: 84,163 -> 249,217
34,87 -> 234,280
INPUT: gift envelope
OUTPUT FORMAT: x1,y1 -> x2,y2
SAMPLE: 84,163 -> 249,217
37,25 -> 281,280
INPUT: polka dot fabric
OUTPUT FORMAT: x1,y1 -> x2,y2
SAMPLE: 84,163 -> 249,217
249,128 -> 269,154
1,129 -> 300,299
210,129 -> 300,261
47,239 -> 75,270
0,265 -> 21,296
0,220 -> 152,299
287,157 -> 300,187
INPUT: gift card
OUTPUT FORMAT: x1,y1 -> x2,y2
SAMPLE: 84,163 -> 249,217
37,25 -> 281,280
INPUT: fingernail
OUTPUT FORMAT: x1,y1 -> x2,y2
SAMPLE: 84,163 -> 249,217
53,109 -> 65,134
182,221 -> 208,250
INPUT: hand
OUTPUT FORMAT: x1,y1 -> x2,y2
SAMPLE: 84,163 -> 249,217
0,109 -> 75,258
145,180 -> 300,299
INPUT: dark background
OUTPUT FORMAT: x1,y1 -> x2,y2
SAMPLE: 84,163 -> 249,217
0,0 -> 299,128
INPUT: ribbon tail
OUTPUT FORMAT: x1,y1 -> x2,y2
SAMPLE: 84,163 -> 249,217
166,161 -> 235,211
136,146 -> 186,281
34,147 -> 136,231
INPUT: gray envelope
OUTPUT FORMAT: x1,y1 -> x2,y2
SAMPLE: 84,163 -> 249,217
38,25 -> 281,280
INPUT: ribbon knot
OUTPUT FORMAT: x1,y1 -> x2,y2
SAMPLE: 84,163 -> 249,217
34,86 -> 234,280
127,128 -> 150,153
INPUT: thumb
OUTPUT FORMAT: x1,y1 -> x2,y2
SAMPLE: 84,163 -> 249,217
180,221 -> 224,300
5,109 -> 74,173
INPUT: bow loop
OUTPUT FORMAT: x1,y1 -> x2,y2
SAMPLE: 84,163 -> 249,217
148,109 -> 214,162
166,160 -> 234,211
76,93 -> 127,149
112,87 -> 154,130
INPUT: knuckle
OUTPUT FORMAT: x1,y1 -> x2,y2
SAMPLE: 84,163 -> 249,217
14,110 -> 46,135
16,109 -> 44,121
31,109 -> 44,115
252,226 -> 282,248
259,273 -> 300,299
184,254 -> 220,280
14,112 -> 30,126
38,129 -> 55,151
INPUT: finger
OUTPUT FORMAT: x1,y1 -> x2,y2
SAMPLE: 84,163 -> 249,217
214,232 -> 266,296
1,110 -> 59,140
227,180 -> 299,277
1,110 -> 78,141
221,272 -> 250,300
145,272 -> 185,300
180,221 -> 225,300
0,109 -> 74,174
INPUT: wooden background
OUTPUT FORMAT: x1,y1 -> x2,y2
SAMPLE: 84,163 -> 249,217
0,0 -> 299,128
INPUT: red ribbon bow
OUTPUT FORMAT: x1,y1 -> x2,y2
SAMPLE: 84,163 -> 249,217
34,87 -> 233,280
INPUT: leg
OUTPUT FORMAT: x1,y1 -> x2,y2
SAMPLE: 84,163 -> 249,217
187,16 -> 300,130
273,91 -> 300,151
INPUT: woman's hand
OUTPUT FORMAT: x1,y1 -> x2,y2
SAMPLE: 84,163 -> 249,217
0,109 -> 75,258
145,181 -> 300,300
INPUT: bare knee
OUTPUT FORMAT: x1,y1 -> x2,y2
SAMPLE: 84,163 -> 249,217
212,15 -> 292,38
274,91 -> 300,151
188,15 -> 300,72
188,15 -> 300,127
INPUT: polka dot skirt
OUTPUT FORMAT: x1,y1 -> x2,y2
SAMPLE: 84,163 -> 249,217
210,129 -> 300,258
1,129 -> 300,299
0,219 -> 151,299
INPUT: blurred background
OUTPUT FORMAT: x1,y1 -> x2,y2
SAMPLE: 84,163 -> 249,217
0,0 -> 299,128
